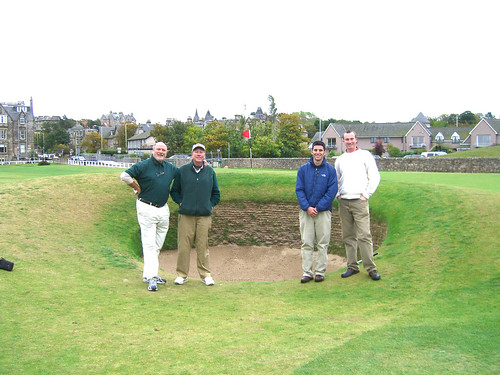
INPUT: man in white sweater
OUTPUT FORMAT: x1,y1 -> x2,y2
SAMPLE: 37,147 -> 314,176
335,131 -> 381,280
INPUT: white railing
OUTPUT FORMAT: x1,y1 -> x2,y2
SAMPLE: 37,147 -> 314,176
67,160 -> 135,168
0,160 -> 47,165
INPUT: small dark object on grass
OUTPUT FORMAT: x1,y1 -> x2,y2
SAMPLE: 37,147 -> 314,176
0,257 -> 14,271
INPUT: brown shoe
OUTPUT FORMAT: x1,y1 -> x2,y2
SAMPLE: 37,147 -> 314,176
300,276 -> 313,283
314,275 -> 325,282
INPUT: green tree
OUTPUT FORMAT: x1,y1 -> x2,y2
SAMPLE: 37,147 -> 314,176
183,125 -> 205,153
115,122 -> 138,150
268,95 -> 277,123
252,135 -> 280,157
293,111 -> 317,140
81,132 -> 102,153
429,116 -> 449,127
165,121 -> 189,155
150,124 -> 168,144
225,120 -> 246,158
459,111 -> 478,125
204,121 -> 229,155
278,113 -> 307,157
42,121 -> 70,152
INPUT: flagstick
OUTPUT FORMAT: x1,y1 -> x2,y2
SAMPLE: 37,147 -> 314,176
249,147 -> 253,172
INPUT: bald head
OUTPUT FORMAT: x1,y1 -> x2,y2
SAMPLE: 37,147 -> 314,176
152,142 -> 167,162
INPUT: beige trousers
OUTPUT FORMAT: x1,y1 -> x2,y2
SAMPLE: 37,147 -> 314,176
176,214 -> 212,279
338,198 -> 377,272
299,209 -> 331,277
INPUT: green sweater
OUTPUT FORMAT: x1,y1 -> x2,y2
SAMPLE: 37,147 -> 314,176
170,162 -> 220,216
125,157 -> 178,207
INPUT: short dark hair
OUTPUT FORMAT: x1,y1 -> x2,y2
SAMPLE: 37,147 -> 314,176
343,130 -> 356,138
312,140 -> 326,151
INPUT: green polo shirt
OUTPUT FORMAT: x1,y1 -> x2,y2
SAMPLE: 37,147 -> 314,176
125,157 -> 178,207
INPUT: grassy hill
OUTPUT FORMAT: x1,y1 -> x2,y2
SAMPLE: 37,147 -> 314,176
0,165 -> 498,374
446,144 -> 500,157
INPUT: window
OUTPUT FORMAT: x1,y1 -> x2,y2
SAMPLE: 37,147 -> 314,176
411,136 -> 424,147
384,137 -> 390,143
0,144 -> 6,153
20,117 -> 25,125
20,129 -> 26,140
435,132 -> 444,142
20,144 -> 26,153
0,115 -> 7,124
327,138 -> 336,149
0,129 -> 6,139
451,132 -> 460,143
477,134 -> 491,147
370,137 -> 377,143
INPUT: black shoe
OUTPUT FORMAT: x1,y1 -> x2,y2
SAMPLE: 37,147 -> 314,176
341,269 -> 360,278
369,270 -> 381,280
301,276 -> 313,283
314,275 -> 325,282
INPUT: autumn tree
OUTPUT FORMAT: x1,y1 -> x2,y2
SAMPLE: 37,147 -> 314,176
81,132 -> 102,153
203,121 -> 229,155
373,140 -> 385,156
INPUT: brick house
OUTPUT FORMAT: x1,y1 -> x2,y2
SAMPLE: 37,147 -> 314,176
0,99 -> 35,161
315,113 -> 494,154
318,121 -> 432,153
464,118 -> 500,148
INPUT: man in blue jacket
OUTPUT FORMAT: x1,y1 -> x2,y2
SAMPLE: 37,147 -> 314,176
296,141 -> 338,283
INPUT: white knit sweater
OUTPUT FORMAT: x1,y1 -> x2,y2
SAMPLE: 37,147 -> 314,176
334,149 -> 380,199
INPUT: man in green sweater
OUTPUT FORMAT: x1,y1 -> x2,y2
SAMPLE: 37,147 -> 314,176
120,142 -> 178,292
170,143 -> 221,286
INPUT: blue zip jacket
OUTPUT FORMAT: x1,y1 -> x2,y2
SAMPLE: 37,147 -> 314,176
296,157 -> 338,212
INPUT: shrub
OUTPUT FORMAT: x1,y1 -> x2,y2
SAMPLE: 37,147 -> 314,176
373,141 -> 385,156
388,145 -> 401,157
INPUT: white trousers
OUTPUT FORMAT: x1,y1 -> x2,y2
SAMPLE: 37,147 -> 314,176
136,200 -> 170,279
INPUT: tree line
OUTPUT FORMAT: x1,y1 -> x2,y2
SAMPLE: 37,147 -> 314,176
37,107 -> 495,157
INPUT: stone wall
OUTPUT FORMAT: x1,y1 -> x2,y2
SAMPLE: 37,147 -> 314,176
207,157 -> 500,173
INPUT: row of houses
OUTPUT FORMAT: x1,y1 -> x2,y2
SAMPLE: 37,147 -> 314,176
1,99 -> 499,161
313,113 -> 500,153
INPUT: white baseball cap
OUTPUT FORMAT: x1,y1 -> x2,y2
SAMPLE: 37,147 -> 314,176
192,143 -> 206,152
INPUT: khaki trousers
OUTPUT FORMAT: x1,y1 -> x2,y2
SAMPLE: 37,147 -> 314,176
299,209 -> 331,277
338,198 -> 377,272
176,214 -> 212,279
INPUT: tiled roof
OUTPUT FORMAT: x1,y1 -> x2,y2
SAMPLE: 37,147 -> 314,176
484,118 -> 500,132
332,122 -> 415,137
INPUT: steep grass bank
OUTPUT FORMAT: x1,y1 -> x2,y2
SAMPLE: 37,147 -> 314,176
0,166 -> 498,374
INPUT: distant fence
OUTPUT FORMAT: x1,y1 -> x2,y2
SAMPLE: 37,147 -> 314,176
3,157 -> 499,173
66,159 -> 135,168
221,157 -> 500,173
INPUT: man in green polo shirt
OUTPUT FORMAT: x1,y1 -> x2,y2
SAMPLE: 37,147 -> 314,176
120,142 -> 178,292
170,143 -> 220,286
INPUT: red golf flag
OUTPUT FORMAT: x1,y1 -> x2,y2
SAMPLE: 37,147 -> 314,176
242,129 -> 251,138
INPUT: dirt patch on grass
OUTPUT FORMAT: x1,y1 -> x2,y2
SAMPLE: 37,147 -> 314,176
159,202 -> 386,282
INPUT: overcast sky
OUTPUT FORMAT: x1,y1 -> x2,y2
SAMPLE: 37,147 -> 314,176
3,0 -> 499,124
